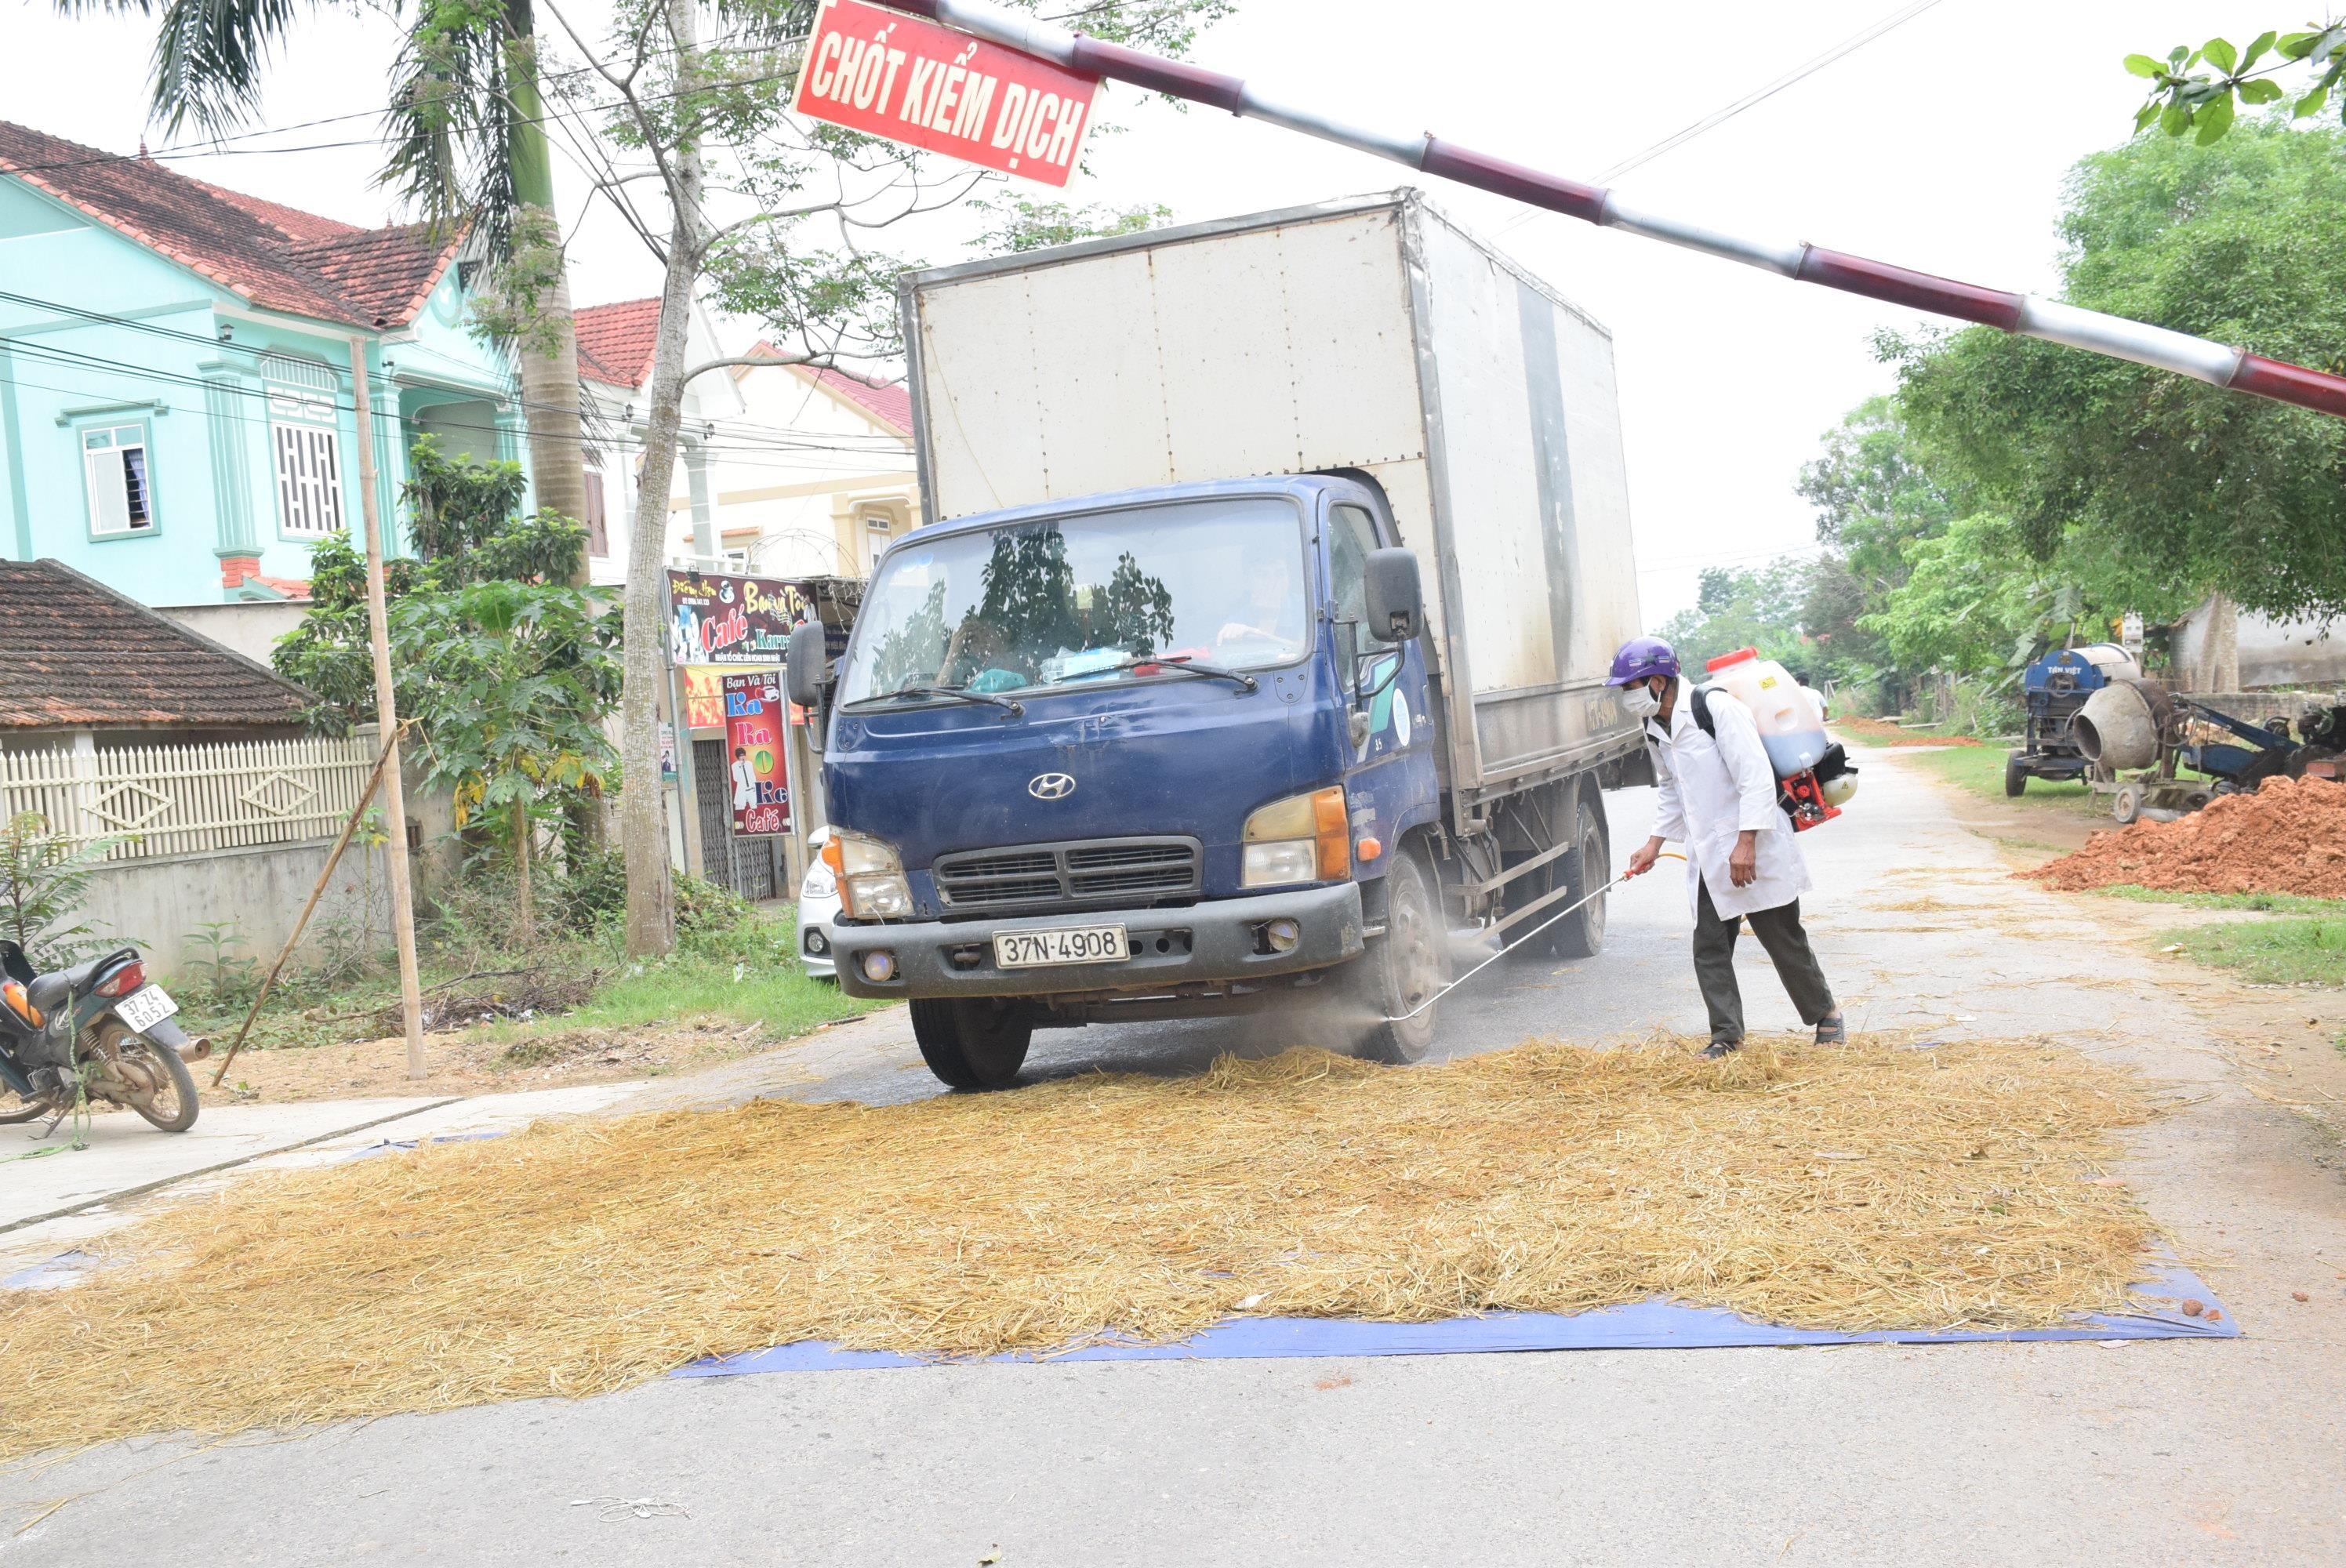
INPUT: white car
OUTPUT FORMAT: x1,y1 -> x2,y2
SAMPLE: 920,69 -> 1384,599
795,826 -> 841,979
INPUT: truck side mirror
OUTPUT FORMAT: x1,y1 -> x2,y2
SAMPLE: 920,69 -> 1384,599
785,619 -> 830,709
1365,547 -> 1423,641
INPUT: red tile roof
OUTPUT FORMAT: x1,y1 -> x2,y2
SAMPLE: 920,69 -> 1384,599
0,559 -> 311,731
0,120 -> 458,330
575,297 -> 662,389
793,361 -> 913,436
183,176 -> 365,243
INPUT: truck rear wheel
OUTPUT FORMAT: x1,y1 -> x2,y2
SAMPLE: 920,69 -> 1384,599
1505,786 -> 1608,961
1353,853 -> 1445,1065
909,998 -> 1032,1091
1550,793 -> 1611,960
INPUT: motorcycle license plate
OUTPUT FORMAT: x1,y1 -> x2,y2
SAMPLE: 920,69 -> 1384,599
114,985 -> 178,1033
993,924 -> 1129,970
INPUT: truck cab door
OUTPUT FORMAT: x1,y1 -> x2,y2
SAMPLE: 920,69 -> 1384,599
1324,499 -> 1439,877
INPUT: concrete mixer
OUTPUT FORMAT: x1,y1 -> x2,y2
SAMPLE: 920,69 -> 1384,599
2073,677 -> 2335,823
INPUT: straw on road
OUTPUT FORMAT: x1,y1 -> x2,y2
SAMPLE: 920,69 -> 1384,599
0,1035 -> 2163,1460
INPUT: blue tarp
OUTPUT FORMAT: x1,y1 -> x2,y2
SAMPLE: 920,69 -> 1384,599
673,1262 -> 2236,1376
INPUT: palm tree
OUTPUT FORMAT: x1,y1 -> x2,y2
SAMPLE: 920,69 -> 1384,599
68,0 -> 590,544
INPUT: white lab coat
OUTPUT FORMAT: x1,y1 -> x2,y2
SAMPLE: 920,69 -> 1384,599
1647,678 -> 1810,920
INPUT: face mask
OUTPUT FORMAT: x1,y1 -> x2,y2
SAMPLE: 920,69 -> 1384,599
1622,681 -> 1662,719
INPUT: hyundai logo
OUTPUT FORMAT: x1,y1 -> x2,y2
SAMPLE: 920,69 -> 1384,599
1027,772 -> 1077,800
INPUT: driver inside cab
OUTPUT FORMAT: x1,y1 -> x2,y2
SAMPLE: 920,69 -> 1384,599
1216,550 -> 1304,656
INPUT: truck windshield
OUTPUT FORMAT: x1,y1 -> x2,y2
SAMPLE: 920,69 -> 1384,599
838,498 -> 1311,706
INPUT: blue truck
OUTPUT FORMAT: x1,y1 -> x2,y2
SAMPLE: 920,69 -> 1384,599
788,194 -> 1647,1088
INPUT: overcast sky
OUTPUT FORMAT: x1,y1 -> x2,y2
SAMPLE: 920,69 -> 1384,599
0,0 -> 2251,620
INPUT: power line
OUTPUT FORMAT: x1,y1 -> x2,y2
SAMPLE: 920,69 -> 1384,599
0,0 -> 1164,181
0,289 -> 909,456
0,35 -> 815,183
1601,0 -> 1949,183
0,341 -> 910,470
1499,0 -> 1952,234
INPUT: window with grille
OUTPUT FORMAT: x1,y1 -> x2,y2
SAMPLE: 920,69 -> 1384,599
263,354 -> 345,537
82,423 -> 156,537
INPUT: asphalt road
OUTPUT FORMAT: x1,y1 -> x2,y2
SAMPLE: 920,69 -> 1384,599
5,752 -> 2343,1566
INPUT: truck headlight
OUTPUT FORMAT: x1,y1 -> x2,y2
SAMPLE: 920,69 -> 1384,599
823,829 -> 912,920
1241,786 -> 1349,888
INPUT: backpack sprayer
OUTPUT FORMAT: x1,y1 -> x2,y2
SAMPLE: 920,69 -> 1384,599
1690,648 -> 1858,833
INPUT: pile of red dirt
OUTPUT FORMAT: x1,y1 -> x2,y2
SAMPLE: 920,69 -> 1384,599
2026,775 -> 2346,897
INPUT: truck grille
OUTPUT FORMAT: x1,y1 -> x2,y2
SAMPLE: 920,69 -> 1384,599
933,836 -> 1202,913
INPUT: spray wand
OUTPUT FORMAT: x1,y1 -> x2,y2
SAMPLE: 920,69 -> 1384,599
1387,851 -> 1686,1024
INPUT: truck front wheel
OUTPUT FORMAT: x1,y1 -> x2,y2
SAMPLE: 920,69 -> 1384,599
909,998 -> 1033,1091
1353,853 -> 1446,1065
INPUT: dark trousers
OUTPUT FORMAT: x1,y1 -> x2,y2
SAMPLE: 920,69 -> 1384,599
1693,878 -> 1836,1043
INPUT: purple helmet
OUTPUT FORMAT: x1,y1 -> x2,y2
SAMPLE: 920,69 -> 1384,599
1607,636 -> 1680,686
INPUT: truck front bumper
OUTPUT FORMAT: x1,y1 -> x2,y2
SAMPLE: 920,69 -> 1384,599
830,883 -> 1367,1000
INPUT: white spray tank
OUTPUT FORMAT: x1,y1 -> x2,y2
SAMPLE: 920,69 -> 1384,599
1699,648 -> 1856,829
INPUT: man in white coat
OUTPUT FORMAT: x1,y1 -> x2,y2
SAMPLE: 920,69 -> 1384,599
1607,637 -> 1845,1058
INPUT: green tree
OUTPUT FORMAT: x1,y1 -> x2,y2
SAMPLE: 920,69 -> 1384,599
968,198 -> 1171,255
1890,121 -> 2346,621
274,437 -> 605,732
70,0 -> 595,537
2125,25 -> 2346,143
1861,514 -> 2066,675
394,578 -> 616,937
0,813 -> 124,967
1796,395 -> 1952,597
1655,558 -> 1830,680
274,440 -> 620,916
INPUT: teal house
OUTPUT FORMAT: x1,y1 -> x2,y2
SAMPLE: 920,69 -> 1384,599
0,121 -> 529,605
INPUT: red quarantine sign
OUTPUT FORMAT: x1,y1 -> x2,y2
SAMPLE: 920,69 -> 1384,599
791,0 -> 1099,187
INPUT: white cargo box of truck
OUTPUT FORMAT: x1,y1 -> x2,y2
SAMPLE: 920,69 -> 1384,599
899,189 -> 1646,829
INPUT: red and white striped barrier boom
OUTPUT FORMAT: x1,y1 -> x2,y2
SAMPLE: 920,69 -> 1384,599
867,0 -> 2346,422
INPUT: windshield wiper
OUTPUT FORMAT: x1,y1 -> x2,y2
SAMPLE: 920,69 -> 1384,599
850,684 -> 1026,717
1095,655 -> 1258,692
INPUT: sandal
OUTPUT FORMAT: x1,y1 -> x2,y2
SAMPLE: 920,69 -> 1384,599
1814,1012 -> 1847,1045
1702,1036 -> 1741,1059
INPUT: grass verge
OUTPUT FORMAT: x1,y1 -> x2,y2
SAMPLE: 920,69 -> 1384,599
481,950 -> 878,1044
2158,917 -> 2346,986
178,884 -> 874,1069
2094,885 -> 2346,917
1897,744 -> 2101,816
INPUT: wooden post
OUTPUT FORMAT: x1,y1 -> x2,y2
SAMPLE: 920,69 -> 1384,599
211,724 -> 407,1087
349,339 -> 427,1080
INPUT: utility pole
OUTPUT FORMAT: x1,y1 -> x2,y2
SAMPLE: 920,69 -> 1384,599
349,338 -> 427,1079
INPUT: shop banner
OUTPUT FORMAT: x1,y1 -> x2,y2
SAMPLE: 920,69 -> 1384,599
667,569 -> 816,666
681,665 -> 729,732
722,670 -> 791,837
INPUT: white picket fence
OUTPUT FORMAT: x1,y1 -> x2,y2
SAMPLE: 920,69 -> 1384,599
0,732 -> 376,862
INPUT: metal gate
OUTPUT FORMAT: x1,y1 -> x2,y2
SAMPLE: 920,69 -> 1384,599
692,739 -> 782,900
